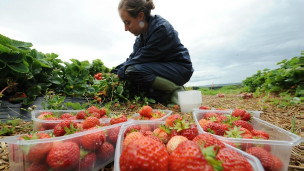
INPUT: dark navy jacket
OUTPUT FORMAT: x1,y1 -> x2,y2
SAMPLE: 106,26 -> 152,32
115,15 -> 193,81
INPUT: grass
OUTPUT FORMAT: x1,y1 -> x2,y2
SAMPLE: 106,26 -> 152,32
198,85 -> 243,95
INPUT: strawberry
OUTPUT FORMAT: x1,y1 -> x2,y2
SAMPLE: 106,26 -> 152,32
216,147 -> 253,171
47,142 -> 80,171
272,155 -> 284,171
25,162 -> 48,171
41,117 -> 59,130
251,129 -> 269,140
192,133 -> 225,149
97,142 -> 114,162
81,127 -> 106,150
110,114 -> 127,125
123,131 -> 144,149
168,128 -> 180,140
59,113 -> 76,120
203,122 -> 225,136
153,127 -> 169,144
100,107 -> 108,117
78,152 -> 96,171
87,106 -> 100,114
179,123 -> 199,140
224,126 -> 252,139
146,134 -> 163,144
37,112 -> 53,119
232,109 -> 251,121
22,133 -> 53,163
166,135 -> 188,154
199,106 -> 210,110
165,114 -> 182,127
120,136 -> 169,171
76,111 -> 88,119
246,146 -> 274,171
203,112 -> 219,120
123,125 -> 141,138
139,105 -> 153,118
107,126 -> 121,144
169,140 -> 219,171
83,116 -> 100,129
198,118 -> 212,128
232,120 -> 253,132
53,120 -> 78,137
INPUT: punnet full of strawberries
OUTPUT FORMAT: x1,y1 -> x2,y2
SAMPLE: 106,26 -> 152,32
35,105 -> 168,131
18,112 -> 127,171
197,108 -> 284,171
119,114 -> 259,171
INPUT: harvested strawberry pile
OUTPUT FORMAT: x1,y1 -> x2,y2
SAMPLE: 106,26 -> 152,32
0,94 -> 302,171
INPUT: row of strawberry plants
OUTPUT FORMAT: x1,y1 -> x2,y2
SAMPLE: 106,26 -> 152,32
0,34 -> 147,105
242,51 -> 303,103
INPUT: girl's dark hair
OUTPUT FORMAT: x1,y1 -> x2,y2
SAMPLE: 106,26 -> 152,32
118,0 -> 155,21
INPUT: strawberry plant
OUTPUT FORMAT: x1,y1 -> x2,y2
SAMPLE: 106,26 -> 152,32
243,52 -> 303,102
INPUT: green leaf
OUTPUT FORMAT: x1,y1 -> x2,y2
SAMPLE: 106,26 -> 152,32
26,85 -> 41,97
7,62 -> 29,73
0,60 -> 6,69
48,75 -> 63,84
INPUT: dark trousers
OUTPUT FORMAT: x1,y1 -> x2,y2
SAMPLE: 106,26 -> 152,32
124,62 -> 193,89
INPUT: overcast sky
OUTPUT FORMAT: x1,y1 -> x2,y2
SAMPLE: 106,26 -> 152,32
1,0 -> 303,86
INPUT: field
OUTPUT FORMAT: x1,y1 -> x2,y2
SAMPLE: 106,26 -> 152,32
0,91 -> 302,171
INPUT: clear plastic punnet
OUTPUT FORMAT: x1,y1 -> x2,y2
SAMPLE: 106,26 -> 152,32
193,109 -> 301,171
192,108 -> 263,118
0,120 -> 131,171
114,120 -> 264,171
32,109 -> 172,131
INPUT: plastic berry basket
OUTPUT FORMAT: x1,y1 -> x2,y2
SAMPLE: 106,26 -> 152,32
113,120 -> 264,171
192,109 -> 301,171
0,120 -> 131,171
31,110 -> 112,131
192,108 -> 263,118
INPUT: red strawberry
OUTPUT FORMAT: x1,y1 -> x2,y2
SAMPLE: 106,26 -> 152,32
166,135 -> 188,154
203,122 -> 225,136
251,129 -> 269,140
81,127 -> 106,150
123,131 -> 144,149
165,114 -> 182,127
41,117 -> 59,130
153,127 -> 169,144
199,106 -> 210,110
198,118 -> 212,128
139,105 -> 153,118
179,123 -> 199,140
272,155 -> 284,171
224,126 -> 252,139
146,134 -> 163,144
76,111 -> 87,119
232,120 -> 253,132
192,133 -> 225,149
59,113 -> 76,120
246,146 -> 274,171
97,142 -> 114,162
53,120 -> 78,137
216,147 -> 253,171
123,125 -> 141,138
25,162 -> 48,171
100,107 -> 107,117
37,112 -> 53,119
24,142 -> 53,163
47,142 -> 80,171
232,109 -> 251,121
83,116 -> 100,129
203,112 -> 219,120
107,126 -> 121,144
168,128 -> 180,140
169,140 -> 217,171
87,106 -> 100,114
120,136 -> 169,171
110,114 -> 127,125
78,153 -> 96,171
